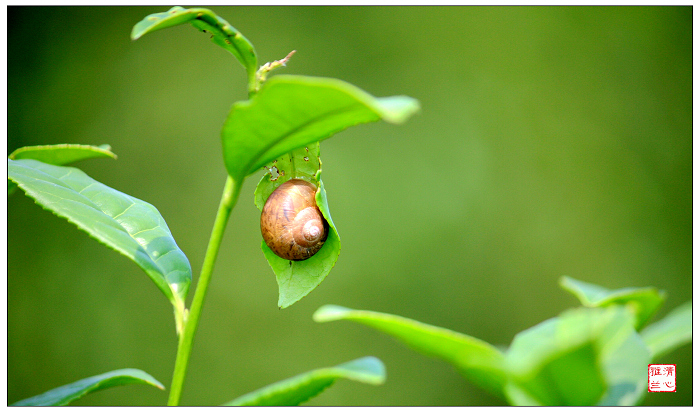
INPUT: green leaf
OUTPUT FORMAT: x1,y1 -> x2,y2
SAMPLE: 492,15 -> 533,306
8,159 -> 191,330
504,306 -> 650,406
254,144 -> 341,308
641,300 -> 692,360
559,276 -> 665,329
224,357 -> 385,406
221,75 -> 420,182
253,144 -> 322,209
11,368 -> 164,406
9,143 -> 116,165
8,144 -> 116,196
313,305 -> 506,397
131,6 -> 257,85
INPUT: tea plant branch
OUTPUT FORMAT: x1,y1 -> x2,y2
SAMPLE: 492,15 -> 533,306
131,7 -> 418,405
164,19 -> 272,403
168,175 -> 242,406
166,20 -> 259,402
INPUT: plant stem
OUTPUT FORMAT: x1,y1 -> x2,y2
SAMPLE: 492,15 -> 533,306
167,175 -> 242,406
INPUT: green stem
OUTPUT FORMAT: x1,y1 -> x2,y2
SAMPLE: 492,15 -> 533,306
167,175 -> 242,406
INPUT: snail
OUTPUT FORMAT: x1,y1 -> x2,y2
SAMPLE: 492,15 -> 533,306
260,178 -> 329,261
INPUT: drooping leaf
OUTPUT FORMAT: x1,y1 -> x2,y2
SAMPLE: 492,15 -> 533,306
223,357 -> 385,406
254,144 -> 341,308
8,144 -> 116,196
131,6 -> 257,85
221,74 -> 420,182
559,276 -> 665,329
504,306 -> 650,406
9,143 -> 116,165
11,368 -> 164,406
641,300 -> 692,360
8,159 -> 191,330
313,305 -> 506,397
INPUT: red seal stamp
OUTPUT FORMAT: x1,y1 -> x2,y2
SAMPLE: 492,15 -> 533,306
648,364 -> 676,392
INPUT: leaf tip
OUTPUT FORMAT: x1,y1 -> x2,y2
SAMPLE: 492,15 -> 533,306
130,27 -> 141,41
346,356 -> 387,385
277,294 -> 300,310
313,304 -> 351,322
375,95 -> 421,124
558,275 -> 576,291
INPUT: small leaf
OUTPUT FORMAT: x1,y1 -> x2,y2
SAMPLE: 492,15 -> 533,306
221,75 -> 420,182
254,145 -> 341,308
223,357 -> 385,406
641,300 -> 692,360
504,306 -> 650,406
8,159 -> 191,329
313,305 -> 506,397
559,276 -> 665,329
9,143 -> 116,165
131,6 -> 257,85
11,368 -> 164,406
8,144 -> 116,196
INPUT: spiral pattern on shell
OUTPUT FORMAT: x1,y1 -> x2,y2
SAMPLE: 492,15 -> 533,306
260,179 -> 329,261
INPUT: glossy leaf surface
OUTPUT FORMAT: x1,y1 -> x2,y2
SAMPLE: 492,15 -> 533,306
8,159 -> 191,320
313,305 -> 506,397
641,300 -> 692,360
254,145 -> 341,308
559,276 -> 665,329
504,306 -> 649,406
131,6 -> 257,85
221,74 -> 420,182
224,357 -> 385,406
11,368 -> 163,406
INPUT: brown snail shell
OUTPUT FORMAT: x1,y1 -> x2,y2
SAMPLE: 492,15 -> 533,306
260,179 -> 329,261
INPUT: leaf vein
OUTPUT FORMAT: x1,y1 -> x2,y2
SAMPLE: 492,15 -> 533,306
111,202 -> 136,220
242,102 -> 362,177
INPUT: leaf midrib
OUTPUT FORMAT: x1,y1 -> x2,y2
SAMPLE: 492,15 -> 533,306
240,101 -> 370,178
10,160 -> 171,280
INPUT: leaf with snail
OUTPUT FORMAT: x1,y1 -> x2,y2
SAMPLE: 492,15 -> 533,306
254,146 -> 341,309
254,144 -> 321,210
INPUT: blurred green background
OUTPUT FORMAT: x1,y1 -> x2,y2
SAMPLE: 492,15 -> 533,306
8,6 -> 691,406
